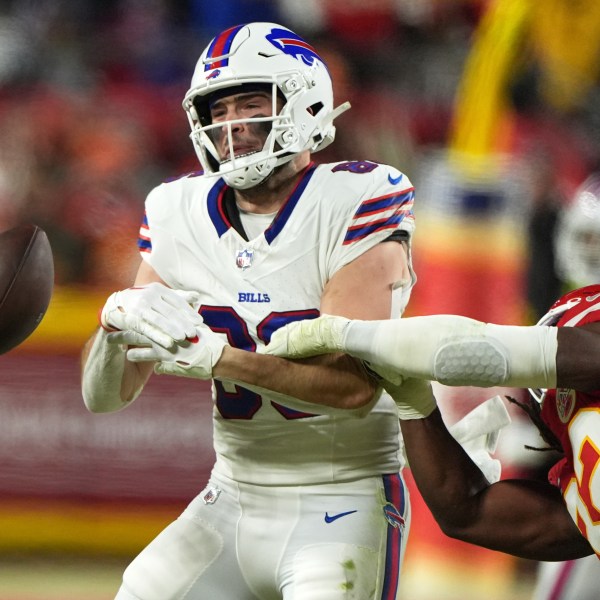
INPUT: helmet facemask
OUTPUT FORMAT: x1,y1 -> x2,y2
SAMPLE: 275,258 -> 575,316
185,82 -> 299,189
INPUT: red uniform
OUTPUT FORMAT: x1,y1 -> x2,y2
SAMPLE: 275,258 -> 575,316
540,285 -> 600,557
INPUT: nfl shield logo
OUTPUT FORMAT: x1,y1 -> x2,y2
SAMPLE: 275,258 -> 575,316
556,388 -> 576,423
236,248 -> 254,270
202,486 -> 221,505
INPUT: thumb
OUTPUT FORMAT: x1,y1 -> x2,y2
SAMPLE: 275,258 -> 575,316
263,328 -> 289,356
173,289 -> 203,312
106,331 -> 153,347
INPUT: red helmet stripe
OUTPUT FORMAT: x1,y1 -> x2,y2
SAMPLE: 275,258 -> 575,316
205,24 -> 245,70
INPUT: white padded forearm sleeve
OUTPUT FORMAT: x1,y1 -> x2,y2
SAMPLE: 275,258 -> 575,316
344,315 -> 558,389
82,329 -> 144,413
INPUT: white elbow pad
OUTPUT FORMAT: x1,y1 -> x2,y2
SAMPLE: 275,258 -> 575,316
433,338 -> 509,386
432,324 -> 558,389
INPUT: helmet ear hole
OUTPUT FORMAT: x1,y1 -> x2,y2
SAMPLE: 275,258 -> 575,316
307,102 -> 323,116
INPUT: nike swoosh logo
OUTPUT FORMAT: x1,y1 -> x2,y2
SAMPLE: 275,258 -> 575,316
388,173 -> 403,185
324,510 -> 358,523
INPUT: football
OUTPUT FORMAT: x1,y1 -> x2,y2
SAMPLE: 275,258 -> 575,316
0,223 -> 54,354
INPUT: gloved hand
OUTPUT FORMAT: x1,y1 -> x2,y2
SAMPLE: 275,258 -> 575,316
264,314 -> 350,358
100,282 -> 203,349
125,322 -> 228,380
382,377 -> 438,420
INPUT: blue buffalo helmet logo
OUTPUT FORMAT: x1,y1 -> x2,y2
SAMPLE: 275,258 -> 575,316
266,28 -> 325,67
205,68 -> 221,80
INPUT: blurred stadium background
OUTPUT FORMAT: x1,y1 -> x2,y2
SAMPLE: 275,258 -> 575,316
2,0 -> 600,598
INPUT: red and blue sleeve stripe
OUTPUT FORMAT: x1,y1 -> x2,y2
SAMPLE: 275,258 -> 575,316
137,213 -> 151,253
343,189 -> 414,245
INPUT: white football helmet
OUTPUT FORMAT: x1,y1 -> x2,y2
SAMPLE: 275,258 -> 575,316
183,22 -> 350,189
555,174 -> 600,287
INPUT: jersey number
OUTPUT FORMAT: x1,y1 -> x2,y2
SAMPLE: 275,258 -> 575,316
563,410 -> 600,550
332,160 -> 379,174
200,306 -> 319,420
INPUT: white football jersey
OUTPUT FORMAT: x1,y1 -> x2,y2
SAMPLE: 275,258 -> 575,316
139,160 -> 416,485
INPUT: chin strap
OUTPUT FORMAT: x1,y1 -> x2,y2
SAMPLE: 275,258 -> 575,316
330,101 -> 352,121
315,101 -> 352,153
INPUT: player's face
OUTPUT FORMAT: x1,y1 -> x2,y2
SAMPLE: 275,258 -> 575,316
209,91 -> 280,163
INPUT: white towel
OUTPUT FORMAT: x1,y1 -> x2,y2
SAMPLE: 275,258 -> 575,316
449,395 -> 511,483
401,395 -> 511,484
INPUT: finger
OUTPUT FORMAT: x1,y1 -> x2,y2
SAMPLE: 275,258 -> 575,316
154,362 -> 171,376
153,362 -> 187,376
155,289 -> 203,320
126,346 -> 167,362
165,289 -> 203,312
134,319 -> 180,349
265,322 -> 320,358
369,363 -> 403,385
106,331 -> 153,347
140,308 -> 202,342
263,328 -> 290,356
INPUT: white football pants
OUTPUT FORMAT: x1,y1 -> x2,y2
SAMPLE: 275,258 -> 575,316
114,472 -> 410,600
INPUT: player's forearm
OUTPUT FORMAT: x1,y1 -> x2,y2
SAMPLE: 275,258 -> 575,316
214,346 -> 377,410
455,479 -> 594,561
400,410 -> 490,528
81,329 -> 151,413
401,411 -> 593,561
344,316 -> 558,389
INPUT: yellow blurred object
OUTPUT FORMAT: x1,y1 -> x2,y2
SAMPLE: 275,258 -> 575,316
532,0 -> 600,110
450,0 -> 600,165
0,500 -> 178,556
450,0 -> 532,162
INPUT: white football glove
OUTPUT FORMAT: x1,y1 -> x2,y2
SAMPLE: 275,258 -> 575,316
264,314 -> 350,358
125,322 -> 227,380
382,377 -> 438,420
100,282 -> 203,349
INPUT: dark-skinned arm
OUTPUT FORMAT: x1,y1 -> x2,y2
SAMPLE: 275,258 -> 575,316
401,408 -> 594,561
556,323 -> 600,391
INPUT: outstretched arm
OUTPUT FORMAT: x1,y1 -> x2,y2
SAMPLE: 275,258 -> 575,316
266,313 -> 600,396
401,409 -> 593,561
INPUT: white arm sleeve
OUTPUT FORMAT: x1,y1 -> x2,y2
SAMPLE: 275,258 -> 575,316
81,329 -> 145,413
344,315 -> 558,389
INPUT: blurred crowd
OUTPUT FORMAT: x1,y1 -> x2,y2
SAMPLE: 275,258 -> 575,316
0,0 -> 598,293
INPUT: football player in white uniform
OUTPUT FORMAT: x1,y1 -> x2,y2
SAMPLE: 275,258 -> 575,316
263,180 -> 600,565
81,22 -> 417,600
